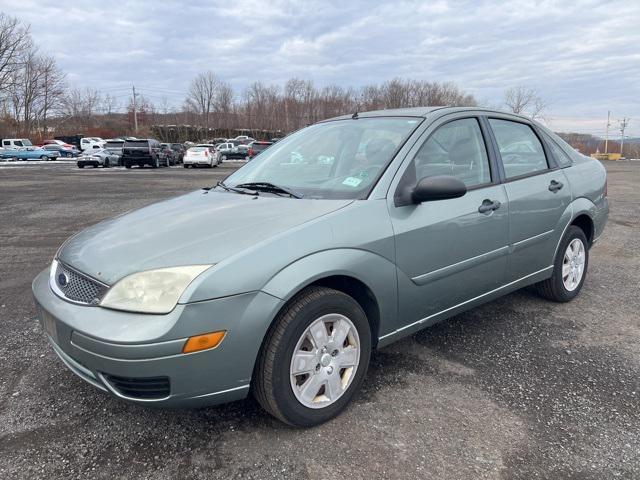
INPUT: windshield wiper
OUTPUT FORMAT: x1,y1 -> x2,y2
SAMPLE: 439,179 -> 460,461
215,181 -> 258,196
234,182 -> 303,199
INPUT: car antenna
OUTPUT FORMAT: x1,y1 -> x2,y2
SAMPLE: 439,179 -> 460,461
352,111 -> 358,119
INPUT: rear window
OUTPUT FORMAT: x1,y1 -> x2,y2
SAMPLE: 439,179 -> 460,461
105,141 -> 124,148
489,119 -> 548,179
252,143 -> 272,152
189,147 -> 207,152
125,141 -> 149,148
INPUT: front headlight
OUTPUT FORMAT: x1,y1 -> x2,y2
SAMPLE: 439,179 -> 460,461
100,265 -> 211,314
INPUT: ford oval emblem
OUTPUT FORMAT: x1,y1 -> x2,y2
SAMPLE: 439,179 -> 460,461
58,272 -> 69,287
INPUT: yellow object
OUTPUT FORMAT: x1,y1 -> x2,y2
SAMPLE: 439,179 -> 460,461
182,331 -> 226,353
591,153 -> 621,161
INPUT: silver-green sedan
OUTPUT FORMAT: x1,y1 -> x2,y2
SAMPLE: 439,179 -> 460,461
33,107 -> 608,426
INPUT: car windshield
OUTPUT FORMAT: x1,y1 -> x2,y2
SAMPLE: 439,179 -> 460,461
222,117 -> 420,199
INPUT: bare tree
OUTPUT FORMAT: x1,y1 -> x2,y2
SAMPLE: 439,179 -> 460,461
185,71 -> 221,129
0,13 -> 32,95
61,87 -> 102,130
35,54 -> 65,134
503,86 -> 546,119
102,93 -> 118,115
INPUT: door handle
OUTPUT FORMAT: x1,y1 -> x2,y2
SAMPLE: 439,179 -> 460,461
549,180 -> 564,192
478,199 -> 501,214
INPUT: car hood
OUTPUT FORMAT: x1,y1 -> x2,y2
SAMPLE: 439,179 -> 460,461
58,190 -> 352,285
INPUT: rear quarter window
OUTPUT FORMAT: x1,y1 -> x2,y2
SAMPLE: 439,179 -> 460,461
541,131 -> 572,167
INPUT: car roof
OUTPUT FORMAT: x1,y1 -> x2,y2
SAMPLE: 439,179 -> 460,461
322,106 -> 534,123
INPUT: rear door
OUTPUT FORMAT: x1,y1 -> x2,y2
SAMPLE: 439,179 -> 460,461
487,118 -> 571,282
388,115 -> 509,329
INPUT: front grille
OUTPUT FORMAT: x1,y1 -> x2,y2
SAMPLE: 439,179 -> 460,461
103,374 -> 170,400
54,261 -> 108,305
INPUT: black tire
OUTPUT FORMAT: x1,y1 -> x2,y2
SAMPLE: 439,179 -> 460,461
152,158 -> 159,169
125,164 -> 131,169
40,155 -> 48,161
183,164 -> 189,168
78,164 -> 84,169
534,225 -> 589,302
104,159 -> 110,168
253,286 -> 371,427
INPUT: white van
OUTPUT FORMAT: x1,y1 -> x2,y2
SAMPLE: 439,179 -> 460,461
1,138 -> 32,149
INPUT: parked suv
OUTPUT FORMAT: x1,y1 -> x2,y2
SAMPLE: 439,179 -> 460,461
121,139 -> 167,168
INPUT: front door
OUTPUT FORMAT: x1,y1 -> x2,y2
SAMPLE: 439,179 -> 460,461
388,116 -> 510,330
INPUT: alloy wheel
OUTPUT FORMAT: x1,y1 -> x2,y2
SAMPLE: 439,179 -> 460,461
562,238 -> 585,291
289,313 -> 360,409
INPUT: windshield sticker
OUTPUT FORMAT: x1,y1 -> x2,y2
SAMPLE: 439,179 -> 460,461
342,177 -> 363,187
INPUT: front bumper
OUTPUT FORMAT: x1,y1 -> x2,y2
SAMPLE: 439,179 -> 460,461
32,268 -> 283,408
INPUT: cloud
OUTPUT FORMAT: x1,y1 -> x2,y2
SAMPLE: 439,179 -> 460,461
2,0 -> 639,134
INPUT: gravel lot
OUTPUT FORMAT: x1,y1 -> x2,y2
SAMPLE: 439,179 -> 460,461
0,161 -> 638,479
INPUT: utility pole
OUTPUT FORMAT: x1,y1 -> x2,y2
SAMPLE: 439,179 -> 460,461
620,118 -> 628,157
132,85 -> 139,134
604,111 -> 610,154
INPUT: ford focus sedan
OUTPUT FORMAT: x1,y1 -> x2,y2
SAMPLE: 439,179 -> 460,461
33,107 -> 608,426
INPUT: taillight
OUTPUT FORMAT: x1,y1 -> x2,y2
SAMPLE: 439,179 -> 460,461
248,148 -> 254,156
604,177 -> 608,197
204,150 -> 209,156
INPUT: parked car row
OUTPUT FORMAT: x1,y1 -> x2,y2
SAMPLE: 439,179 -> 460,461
0,134 -> 276,167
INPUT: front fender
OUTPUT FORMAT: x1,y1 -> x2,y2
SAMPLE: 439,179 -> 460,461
261,248 -> 398,338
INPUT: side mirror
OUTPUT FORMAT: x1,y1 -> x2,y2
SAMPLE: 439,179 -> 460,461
411,175 -> 467,204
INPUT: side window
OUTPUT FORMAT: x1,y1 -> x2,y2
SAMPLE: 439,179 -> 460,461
541,131 -> 572,168
411,118 -> 491,188
489,119 -> 548,179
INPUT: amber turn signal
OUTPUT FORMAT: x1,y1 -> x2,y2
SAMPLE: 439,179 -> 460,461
182,331 -> 226,353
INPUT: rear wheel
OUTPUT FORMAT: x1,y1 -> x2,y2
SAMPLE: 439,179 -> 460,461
534,225 -> 589,302
183,164 -> 189,168
125,164 -> 131,169
253,287 -> 371,427
40,155 -> 48,161
104,159 -> 110,168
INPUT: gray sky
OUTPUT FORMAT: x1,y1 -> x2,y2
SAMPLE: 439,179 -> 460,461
3,0 -> 639,136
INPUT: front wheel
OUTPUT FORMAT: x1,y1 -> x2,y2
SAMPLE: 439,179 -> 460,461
40,155 -> 48,161
253,287 -> 371,427
534,225 -> 589,302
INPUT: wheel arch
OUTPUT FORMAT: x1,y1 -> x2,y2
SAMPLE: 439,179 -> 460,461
260,249 -> 398,349
571,213 -> 594,246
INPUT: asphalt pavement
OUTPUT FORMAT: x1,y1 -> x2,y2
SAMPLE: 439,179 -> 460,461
0,160 -> 638,479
